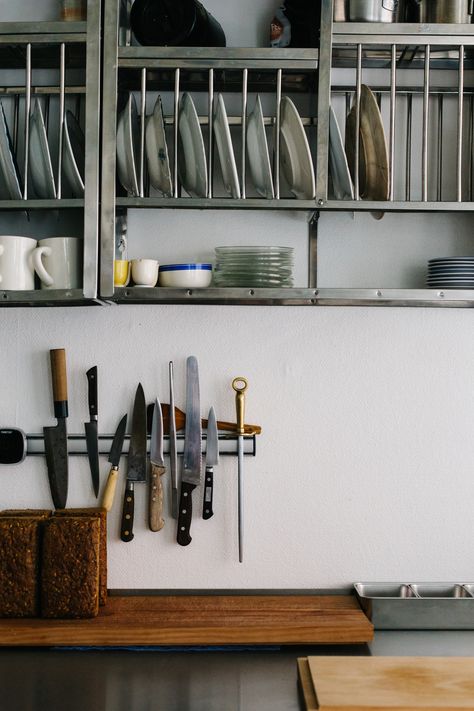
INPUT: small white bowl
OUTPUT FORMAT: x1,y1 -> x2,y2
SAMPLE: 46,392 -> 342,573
158,263 -> 212,288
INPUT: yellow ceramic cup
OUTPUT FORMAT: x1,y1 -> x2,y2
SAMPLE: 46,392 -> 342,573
114,259 -> 130,287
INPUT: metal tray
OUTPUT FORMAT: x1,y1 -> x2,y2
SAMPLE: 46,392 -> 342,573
354,582 -> 474,629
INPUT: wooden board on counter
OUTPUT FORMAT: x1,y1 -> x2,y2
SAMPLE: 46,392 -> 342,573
304,656 -> 474,710
0,594 -> 373,647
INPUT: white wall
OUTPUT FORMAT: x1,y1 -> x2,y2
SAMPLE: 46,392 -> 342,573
1,0 -> 474,591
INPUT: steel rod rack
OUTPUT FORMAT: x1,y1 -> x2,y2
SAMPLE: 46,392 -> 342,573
25,433 -> 256,457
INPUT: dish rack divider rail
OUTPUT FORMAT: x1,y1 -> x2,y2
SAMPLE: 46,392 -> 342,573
0,4 -> 101,304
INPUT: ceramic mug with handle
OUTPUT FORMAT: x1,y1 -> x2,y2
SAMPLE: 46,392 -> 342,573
0,235 -> 50,290
33,237 -> 83,290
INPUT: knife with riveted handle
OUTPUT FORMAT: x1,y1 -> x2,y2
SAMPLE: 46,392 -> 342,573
202,406 -> 218,520
84,366 -> 100,498
149,398 -> 166,531
177,356 -> 201,546
120,383 -> 147,542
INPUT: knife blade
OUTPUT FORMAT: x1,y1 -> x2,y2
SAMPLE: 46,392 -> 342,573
202,406 -> 219,520
101,413 -> 127,511
120,383 -> 147,542
177,356 -> 201,546
169,361 -> 178,519
149,398 -> 166,532
43,348 -> 69,510
84,366 -> 100,497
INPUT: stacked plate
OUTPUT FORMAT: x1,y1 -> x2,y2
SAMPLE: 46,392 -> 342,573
427,257 -> 474,289
213,246 -> 294,287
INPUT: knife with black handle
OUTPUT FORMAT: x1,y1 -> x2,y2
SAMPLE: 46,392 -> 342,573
177,356 -> 201,546
120,383 -> 147,542
202,406 -> 219,520
85,366 -> 100,498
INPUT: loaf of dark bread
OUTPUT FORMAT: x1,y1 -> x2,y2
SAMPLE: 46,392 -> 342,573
41,516 -> 100,618
54,508 -> 107,605
0,517 -> 43,617
0,509 -> 51,518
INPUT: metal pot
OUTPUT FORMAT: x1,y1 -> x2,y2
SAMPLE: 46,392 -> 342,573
348,0 -> 405,21
407,0 -> 473,22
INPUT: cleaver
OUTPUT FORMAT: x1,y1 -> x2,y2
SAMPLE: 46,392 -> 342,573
43,348 -> 69,510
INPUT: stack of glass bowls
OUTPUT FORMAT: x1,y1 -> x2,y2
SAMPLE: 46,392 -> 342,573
213,246 -> 294,287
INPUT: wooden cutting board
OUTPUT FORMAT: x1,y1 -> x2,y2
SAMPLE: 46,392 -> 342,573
306,656 -> 474,710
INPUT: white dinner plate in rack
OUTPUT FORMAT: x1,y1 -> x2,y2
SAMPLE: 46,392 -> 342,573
116,93 -> 140,196
0,102 -> 22,200
63,110 -> 85,197
247,95 -> 274,199
279,96 -> 315,199
177,92 -> 207,198
329,104 -> 353,200
146,95 -> 172,196
29,99 -> 56,198
213,93 -> 240,198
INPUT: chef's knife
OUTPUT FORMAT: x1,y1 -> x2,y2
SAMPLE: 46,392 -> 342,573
101,413 -> 127,511
169,361 -> 178,519
84,366 -> 100,497
177,356 -> 201,546
120,383 -> 147,542
149,398 -> 166,531
202,406 -> 219,520
43,348 -> 69,510
233,377 -> 248,563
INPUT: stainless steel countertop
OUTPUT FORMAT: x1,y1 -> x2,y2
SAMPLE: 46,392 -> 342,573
1,633 -> 474,711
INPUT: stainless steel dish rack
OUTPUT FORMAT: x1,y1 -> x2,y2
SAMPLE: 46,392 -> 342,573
99,0 -> 474,307
0,3 -> 101,305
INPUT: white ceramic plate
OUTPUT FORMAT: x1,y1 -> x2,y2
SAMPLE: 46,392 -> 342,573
279,96 -> 315,200
146,95 -> 172,196
247,95 -> 274,199
63,110 -> 85,197
116,94 -> 140,196
213,93 -> 240,198
0,102 -> 22,200
177,92 -> 207,198
329,104 -> 353,200
29,99 -> 56,199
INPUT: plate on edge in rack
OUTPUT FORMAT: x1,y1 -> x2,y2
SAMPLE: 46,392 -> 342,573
279,96 -> 315,200
116,93 -> 140,196
0,101 -> 22,200
146,95 -> 172,196
345,84 -> 389,203
177,92 -> 207,198
29,99 -> 56,199
328,104 -> 353,200
247,94 -> 274,199
213,93 -> 240,198
63,109 -> 85,197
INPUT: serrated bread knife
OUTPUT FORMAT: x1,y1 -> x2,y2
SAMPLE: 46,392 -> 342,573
177,356 -> 201,546
43,349 -> 69,510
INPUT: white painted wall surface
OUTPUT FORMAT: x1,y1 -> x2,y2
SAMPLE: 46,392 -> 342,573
0,0 -> 474,590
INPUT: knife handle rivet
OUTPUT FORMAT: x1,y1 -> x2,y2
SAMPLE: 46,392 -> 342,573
125,514 -> 131,520
183,492 -> 188,497
182,509 -> 187,514
126,496 -> 132,503
180,526 -> 185,531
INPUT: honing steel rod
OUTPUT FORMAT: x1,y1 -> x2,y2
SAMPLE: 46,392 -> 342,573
233,376 -> 248,563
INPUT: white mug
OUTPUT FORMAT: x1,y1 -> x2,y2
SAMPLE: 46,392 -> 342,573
131,258 -> 159,287
0,235 -> 49,290
33,237 -> 83,290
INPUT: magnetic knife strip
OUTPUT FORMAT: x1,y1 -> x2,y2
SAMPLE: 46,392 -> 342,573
25,433 -> 256,457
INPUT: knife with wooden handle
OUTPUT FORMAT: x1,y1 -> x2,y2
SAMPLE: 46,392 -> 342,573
101,413 -> 127,511
43,348 -> 69,510
149,398 -> 166,531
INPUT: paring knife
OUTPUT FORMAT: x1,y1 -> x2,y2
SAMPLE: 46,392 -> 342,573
169,361 -> 178,519
177,356 -> 201,546
101,413 -> 127,511
44,348 -> 69,510
84,365 -> 100,497
233,377 -> 248,563
120,383 -> 147,542
202,406 -> 219,520
149,398 -> 166,531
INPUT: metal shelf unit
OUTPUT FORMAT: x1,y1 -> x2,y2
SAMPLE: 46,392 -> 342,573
0,7 -> 101,306
99,0 -> 474,308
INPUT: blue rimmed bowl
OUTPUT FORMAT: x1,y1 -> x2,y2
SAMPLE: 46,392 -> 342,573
158,263 -> 212,288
